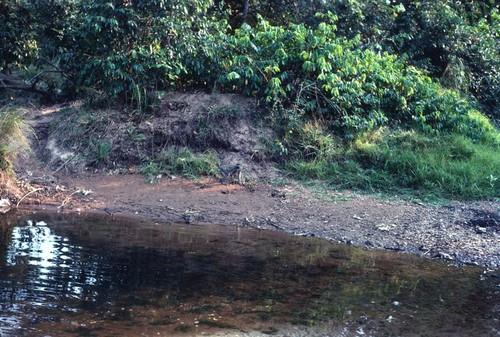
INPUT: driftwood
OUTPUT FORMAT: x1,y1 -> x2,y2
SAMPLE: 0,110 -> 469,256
16,188 -> 43,207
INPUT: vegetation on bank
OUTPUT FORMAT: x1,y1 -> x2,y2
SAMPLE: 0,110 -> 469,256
286,131 -> 499,200
1,0 -> 498,200
0,106 -> 31,174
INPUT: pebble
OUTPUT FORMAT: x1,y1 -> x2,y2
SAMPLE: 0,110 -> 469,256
0,198 -> 11,214
476,227 -> 487,234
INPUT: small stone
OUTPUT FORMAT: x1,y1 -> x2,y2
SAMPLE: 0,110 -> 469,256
377,223 -> 397,231
438,252 -> 453,260
476,227 -> 487,234
0,198 -> 11,214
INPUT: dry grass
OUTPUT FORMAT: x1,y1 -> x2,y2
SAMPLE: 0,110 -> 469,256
0,105 -> 33,173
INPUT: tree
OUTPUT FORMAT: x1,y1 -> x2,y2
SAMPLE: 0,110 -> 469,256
62,0 -> 225,103
0,0 -> 39,71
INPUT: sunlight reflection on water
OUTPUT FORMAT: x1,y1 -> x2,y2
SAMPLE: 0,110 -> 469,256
0,211 -> 498,337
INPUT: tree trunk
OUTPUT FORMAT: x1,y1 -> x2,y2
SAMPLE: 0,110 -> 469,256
242,0 -> 249,23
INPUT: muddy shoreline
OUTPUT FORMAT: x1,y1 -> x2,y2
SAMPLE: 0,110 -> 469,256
13,173 -> 500,270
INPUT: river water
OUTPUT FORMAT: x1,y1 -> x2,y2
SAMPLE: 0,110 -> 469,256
0,211 -> 498,336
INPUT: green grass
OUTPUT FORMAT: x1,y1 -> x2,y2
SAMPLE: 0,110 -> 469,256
90,141 -> 113,166
285,130 -> 500,201
139,146 -> 219,183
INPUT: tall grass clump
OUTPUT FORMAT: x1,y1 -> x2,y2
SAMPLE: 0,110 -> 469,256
354,131 -> 500,200
0,106 -> 31,173
285,129 -> 499,200
370,132 -> 500,199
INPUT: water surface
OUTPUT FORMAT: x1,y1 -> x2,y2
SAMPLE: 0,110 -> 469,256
0,211 -> 498,336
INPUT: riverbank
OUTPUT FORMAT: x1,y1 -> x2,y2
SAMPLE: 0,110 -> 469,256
3,101 -> 499,270
12,169 -> 500,269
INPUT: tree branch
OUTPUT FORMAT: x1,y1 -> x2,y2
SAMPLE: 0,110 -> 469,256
0,72 -> 56,101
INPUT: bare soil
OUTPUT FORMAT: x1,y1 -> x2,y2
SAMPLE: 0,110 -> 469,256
4,95 -> 500,269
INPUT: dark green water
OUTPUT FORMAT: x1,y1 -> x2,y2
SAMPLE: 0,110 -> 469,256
0,211 -> 498,336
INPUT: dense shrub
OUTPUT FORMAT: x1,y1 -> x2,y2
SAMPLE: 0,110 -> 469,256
229,1 -> 500,118
216,15 -> 498,143
65,0 -> 225,103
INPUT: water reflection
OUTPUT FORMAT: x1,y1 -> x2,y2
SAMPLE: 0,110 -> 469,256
0,211 -> 498,336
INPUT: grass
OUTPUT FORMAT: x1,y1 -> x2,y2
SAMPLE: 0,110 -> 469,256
284,130 -> 500,201
0,105 -> 32,173
90,140 -> 113,166
54,106 -> 115,153
206,103 -> 244,120
139,146 -> 219,183
23,103 -> 222,182
196,103 -> 246,146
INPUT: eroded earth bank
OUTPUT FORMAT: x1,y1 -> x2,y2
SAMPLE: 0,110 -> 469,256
3,96 -> 500,269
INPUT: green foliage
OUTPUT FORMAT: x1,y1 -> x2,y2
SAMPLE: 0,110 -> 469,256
1,0 -> 227,108
221,1 -> 499,118
218,15 -> 498,143
389,2 -> 500,118
282,121 -> 342,161
3,0 -> 497,118
0,1 -> 40,70
0,146 -> 10,172
0,0 -> 81,100
462,8 -> 500,116
64,0 -> 225,105
90,141 -> 112,167
139,146 -> 219,182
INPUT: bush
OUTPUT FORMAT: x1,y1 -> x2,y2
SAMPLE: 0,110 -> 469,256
216,15 -> 498,143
